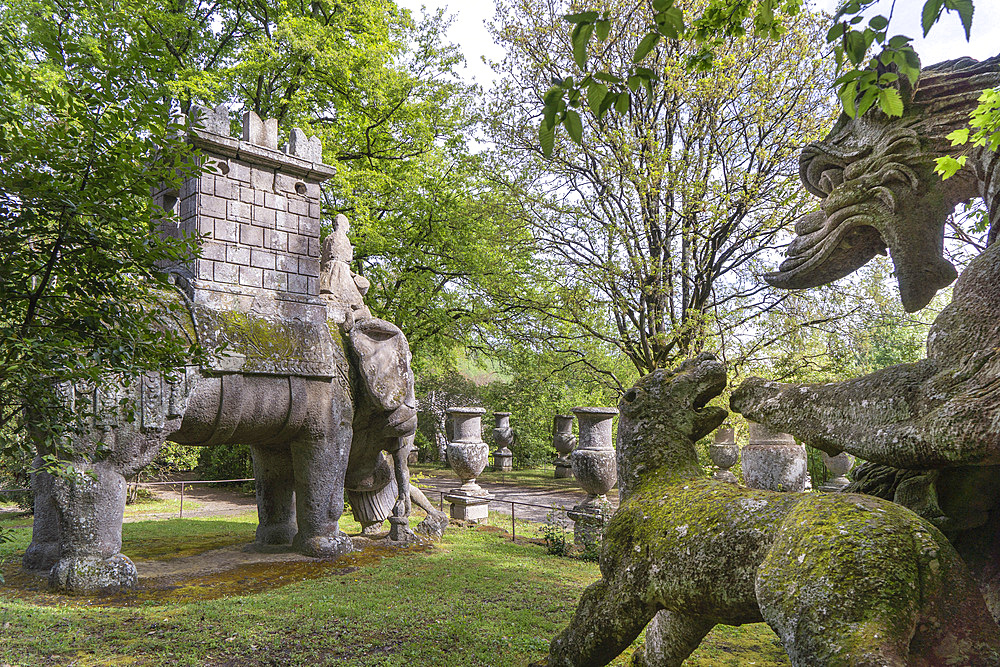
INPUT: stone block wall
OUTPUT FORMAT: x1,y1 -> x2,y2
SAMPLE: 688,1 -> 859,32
156,105 -> 336,323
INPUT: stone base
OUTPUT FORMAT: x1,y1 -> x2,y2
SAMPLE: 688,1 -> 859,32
445,492 -> 492,523
493,451 -> 513,472
568,500 -> 611,548
554,461 -> 574,478
819,476 -> 850,492
712,469 -> 738,484
741,443 -> 808,492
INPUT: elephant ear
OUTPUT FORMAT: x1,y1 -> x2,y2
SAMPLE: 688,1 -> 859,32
348,318 -> 415,413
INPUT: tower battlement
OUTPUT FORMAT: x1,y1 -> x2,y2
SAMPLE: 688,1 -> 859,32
156,105 -> 336,323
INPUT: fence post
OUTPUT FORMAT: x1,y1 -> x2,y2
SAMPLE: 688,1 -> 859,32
511,501 -> 515,542
179,482 -> 185,519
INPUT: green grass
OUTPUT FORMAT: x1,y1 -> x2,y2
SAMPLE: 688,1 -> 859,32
0,512 -> 789,666
412,462 -> 591,493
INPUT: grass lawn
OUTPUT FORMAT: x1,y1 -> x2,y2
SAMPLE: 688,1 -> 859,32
412,462 -> 591,494
0,511 -> 789,666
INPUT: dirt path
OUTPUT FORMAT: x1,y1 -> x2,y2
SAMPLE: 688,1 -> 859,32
126,482 -> 257,522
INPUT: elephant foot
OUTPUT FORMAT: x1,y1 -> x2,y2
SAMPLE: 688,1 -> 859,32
293,531 -> 354,559
388,517 -> 421,544
254,522 -> 297,547
49,554 -> 138,593
23,541 -> 61,572
360,521 -> 384,536
414,511 -> 448,541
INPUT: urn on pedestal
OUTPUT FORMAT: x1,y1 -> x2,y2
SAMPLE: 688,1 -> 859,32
819,451 -> 854,492
568,407 -> 618,547
741,422 -> 808,492
444,407 -> 492,522
552,414 -> 577,478
492,412 -> 514,472
709,424 -> 739,484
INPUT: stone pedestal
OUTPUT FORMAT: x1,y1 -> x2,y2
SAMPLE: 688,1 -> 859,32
568,499 -> 612,549
445,407 -> 493,523
741,423 -> 807,492
492,411 -> 514,472
819,451 -> 855,492
709,424 -> 739,484
570,407 -> 618,544
552,414 -> 577,478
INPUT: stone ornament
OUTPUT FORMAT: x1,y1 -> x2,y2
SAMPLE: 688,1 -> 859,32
444,407 -> 493,523
24,107 -> 425,593
492,412 -> 514,472
568,407 -> 618,547
818,451 -> 854,492
552,414 -> 577,478
544,355 -> 1000,667
729,54 -> 1000,619
740,422 -> 807,493
708,424 -> 739,484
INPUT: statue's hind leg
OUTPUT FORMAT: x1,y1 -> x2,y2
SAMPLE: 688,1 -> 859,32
250,444 -> 297,547
757,493 -> 999,666
48,462 -> 137,592
630,611 -> 715,667
22,456 -> 61,571
549,577 -> 657,667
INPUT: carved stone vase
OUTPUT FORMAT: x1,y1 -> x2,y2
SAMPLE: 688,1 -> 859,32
552,414 -> 577,479
741,422 -> 808,492
444,407 -> 492,522
819,451 -> 855,492
709,424 -> 739,484
568,407 -> 618,547
492,412 -> 514,472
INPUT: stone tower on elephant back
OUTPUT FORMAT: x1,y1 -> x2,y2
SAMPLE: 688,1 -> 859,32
154,105 -> 336,326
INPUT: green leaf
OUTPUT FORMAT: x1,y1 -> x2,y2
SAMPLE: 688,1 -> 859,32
934,154 -> 966,179
947,128 -> 970,145
587,81 -> 608,115
950,0 -> 974,40
539,119 -> 555,157
652,0 -> 673,12
564,11 -> 599,24
595,19 -> 611,41
627,75 -> 642,92
921,0 -> 945,37
878,86 -> 904,117
564,110 -> 583,144
868,15 -> 889,31
615,92 -> 629,114
839,79 -> 860,118
633,33 -> 660,64
826,22 -> 846,42
572,23 -> 594,70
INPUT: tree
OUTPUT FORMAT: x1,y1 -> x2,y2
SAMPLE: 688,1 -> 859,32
0,0 -> 202,459
487,0 -> 836,376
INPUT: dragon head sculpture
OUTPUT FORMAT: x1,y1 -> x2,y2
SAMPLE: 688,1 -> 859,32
768,54 -> 1000,312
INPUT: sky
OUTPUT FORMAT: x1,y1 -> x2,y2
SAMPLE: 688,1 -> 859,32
395,0 -> 1000,87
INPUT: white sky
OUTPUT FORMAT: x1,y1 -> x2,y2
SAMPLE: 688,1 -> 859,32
397,0 -> 1000,87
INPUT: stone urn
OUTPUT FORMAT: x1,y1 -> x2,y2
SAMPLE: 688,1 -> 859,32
492,412 -> 514,472
569,407 -> 618,547
819,450 -> 855,492
444,407 -> 492,522
552,414 -> 577,478
709,424 -> 739,484
741,422 -> 808,492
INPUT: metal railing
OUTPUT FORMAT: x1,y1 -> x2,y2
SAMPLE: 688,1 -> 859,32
435,490 -> 603,542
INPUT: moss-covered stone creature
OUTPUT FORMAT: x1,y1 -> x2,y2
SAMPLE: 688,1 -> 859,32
730,54 -> 1000,619
545,354 -> 1000,666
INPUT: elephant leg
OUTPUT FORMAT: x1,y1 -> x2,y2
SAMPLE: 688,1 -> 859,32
631,610 -> 714,667
549,577 -> 657,667
250,444 -> 297,547
23,457 -> 61,572
388,435 -> 418,544
48,462 -> 137,593
290,434 -> 353,559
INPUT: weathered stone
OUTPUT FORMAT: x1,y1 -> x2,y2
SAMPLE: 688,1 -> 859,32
730,53 -> 1000,621
492,411 -> 514,472
546,354 -> 1000,667
819,451 -> 854,492
570,407 -> 617,504
708,424 -> 739,484
552,413 -> 576,478
740,423 -> 807,492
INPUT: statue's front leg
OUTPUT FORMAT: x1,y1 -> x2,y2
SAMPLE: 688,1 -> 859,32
23,456 -> 61,572
730,359 -> 1000,468
250,444 -> 297,547
48,462 -> 137,593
